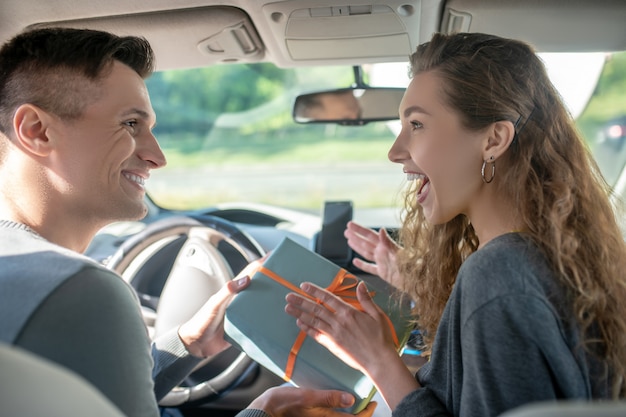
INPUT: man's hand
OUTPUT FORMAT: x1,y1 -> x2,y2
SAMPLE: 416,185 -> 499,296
246,386 -> 377,417
178,256 -> 265,358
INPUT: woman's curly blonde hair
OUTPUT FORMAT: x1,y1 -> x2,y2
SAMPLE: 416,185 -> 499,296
396,32 -> 626,397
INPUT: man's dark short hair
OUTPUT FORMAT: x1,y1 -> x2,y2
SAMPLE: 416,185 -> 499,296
0,27 -> 155,134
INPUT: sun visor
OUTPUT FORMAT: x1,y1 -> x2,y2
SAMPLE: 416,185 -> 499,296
30,6 -> 265,70
441,0 -> 626,53
260,1 -> 443,66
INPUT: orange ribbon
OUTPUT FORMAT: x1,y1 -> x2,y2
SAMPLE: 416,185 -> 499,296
256,265 -> 399,381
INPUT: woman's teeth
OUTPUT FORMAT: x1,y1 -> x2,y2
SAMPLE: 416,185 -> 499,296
406,173 -> 429,202
407,173 -> 426,184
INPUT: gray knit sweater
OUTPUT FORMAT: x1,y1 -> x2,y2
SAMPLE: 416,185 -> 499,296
393,233 -> 610,417
0,220 -> 269,417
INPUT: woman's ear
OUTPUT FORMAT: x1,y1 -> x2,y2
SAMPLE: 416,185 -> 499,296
482,120 -> 515,160
12,104 -> 55,157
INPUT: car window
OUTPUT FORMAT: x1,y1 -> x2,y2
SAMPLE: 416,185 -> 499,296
580,52 -> 626,191
146,64 -> 402,215
145,51 -> 626,220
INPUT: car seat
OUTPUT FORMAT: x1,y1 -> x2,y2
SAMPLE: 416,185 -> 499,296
0,343 -> 124,416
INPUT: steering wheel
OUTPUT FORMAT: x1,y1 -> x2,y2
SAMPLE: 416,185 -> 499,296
106,214 -> 264,406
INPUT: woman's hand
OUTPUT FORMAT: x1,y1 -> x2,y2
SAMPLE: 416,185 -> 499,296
285,281 -> 398,378
284,281 -> 420,410
344,221 -> 402,289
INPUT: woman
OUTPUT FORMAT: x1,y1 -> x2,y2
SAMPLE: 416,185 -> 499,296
285,32 -> 626,416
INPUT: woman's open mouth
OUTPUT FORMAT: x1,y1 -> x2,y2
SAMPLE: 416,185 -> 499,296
407,172 -> 430,204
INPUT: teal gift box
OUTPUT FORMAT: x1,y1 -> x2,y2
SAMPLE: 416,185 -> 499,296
224,237 -> 413,413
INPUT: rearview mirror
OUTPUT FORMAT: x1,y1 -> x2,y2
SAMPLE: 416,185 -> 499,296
293,87 -> 405,126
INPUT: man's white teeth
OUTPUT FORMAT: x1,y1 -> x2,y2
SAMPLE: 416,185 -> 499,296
124,173 -> 145,185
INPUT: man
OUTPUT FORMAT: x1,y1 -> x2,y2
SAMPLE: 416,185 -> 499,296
295,90 -> 362,122
0,27 -> 375,417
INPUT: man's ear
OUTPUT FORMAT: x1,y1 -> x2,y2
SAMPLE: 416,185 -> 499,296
12,103 -> 55,157
482,120 -> 515,161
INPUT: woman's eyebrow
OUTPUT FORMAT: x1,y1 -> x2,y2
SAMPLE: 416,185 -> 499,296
403,105 -> 431,118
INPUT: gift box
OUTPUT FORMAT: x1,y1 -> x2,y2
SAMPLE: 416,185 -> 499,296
224,237 -> 413,413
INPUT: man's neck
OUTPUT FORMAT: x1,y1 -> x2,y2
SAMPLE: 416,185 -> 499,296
0,206 -> 100,253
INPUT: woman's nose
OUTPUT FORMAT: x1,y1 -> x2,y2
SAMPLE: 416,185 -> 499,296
388,130 -> 408,164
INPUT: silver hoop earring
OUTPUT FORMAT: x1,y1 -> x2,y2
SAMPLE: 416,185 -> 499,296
481,157 -> 495,184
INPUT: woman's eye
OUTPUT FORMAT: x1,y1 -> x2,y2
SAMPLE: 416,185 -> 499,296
410,121 -> 423,130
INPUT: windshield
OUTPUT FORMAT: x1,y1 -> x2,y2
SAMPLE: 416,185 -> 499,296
145,51 -> 626,219
146,64 -> 402,214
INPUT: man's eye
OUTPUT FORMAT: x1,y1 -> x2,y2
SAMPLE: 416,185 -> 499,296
124,120 -> 138,128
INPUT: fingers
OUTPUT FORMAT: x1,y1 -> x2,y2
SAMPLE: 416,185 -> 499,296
299,282 -> 351,313
355,401 -> 378,417
351,257 -> 378,276
189,275 -> 250,327
235,255 -> 267,280
355,281 -> 381,317
379,227 -> 399,250
204,275 -> 250,311
247,386 -> 359,416
285,281 -> 380,333
228,255 -> 265,296
346,221 -> 377,238
345,222 -> 376,247
303,281 -> 378,314
292,388 -> 361,414
313,389 -> 355,409
177,274 -> 252,358
226,274 -> 251,294
284,291 -> 333,335
379,227 -> 392,245
345,222 -> 396,268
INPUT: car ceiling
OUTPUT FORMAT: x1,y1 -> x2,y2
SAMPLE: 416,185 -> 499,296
1,0 -> 625,71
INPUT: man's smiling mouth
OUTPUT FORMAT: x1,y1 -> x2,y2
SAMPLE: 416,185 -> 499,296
123,172 -> 146,188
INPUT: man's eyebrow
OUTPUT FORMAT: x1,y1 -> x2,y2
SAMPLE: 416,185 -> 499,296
403,105 -> 431,118
122,108 -> 157,127
122,108 -> 153,119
